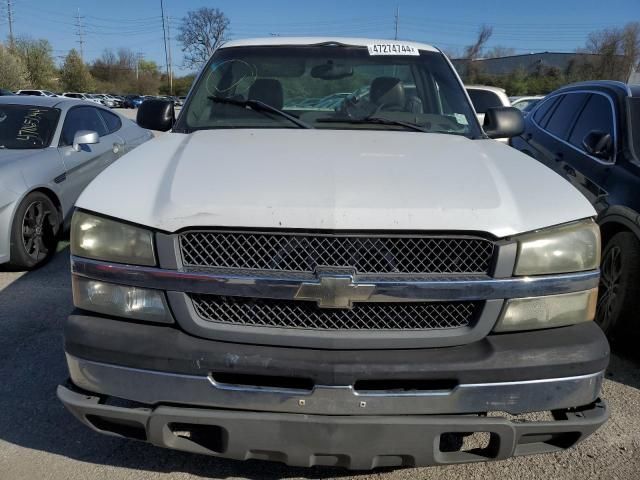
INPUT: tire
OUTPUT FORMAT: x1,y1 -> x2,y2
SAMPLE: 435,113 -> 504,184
6,191 -> 60,270
596,231 -> 640,335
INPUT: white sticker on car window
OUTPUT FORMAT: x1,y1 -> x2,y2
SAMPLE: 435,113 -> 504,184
367,43 -> 419,56
454,113 -> 468,125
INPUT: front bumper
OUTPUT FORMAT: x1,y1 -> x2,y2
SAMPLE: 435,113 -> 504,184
58,385 -> 607,470
60,314 -> 609,468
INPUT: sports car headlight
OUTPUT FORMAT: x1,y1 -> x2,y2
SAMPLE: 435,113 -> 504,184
514,219 -> 600,276
71,211 -> 155,266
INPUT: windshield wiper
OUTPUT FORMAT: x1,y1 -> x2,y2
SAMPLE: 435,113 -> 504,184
316,116 -> 428,133
208,95 -> 313,129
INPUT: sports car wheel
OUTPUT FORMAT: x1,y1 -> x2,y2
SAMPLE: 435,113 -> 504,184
7,192 -> 60,270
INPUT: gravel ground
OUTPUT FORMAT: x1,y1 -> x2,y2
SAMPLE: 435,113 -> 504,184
1,110 -> 639,479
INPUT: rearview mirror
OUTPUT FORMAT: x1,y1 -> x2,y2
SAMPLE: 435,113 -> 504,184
136,99 -> 175,132
582,130 -> 613,160
72,130 -> 99,152
483,107 -> 524,139
310,62 -> 354,80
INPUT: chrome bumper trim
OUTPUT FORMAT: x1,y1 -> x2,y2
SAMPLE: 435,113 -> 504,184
71,256 -> 600,303
67,355 -> 604,415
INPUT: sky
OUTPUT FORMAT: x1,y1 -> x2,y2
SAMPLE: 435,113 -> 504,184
0,0 -> 637,76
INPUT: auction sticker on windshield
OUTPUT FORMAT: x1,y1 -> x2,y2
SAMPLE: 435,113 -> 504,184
367,43 -> 419,56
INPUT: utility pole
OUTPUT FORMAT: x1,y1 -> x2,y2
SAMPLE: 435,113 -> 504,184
160,0 -> 170,93
7,0 -> 14,47
136,52 -> 144,81
167,15 -> 173,95
75,8 -> 85,60
394,5 -> 399,40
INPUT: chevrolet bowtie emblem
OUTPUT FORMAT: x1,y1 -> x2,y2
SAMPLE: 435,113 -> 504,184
294,272 -> 375,309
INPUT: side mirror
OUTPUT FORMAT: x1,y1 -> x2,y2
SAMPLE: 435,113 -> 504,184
582,130 -> 613,160
73,130 -> 99,152
136,99 -> 175,132
483,107 -> 525,139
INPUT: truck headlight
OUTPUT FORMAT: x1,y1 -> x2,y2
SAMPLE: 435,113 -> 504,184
513,219 -> 600,276
494,288 -> 597,332
72,276 -> 173,323
71,211 -> 155,266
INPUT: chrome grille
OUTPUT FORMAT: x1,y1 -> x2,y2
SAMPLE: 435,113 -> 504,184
190,294 -> 480,330
179,231 -> 494,274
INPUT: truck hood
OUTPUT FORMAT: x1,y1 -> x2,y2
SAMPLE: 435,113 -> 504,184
77,129 -> 595,237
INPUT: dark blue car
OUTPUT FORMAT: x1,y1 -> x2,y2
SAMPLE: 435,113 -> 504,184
512,80 -> 640,336
123,95 -> 144,108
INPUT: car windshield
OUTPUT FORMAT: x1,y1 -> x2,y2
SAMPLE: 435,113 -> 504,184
0,105 -> 60,149
178,44 -> 481,138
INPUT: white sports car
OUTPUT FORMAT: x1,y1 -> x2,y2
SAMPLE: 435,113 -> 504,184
0,96 -> 153,269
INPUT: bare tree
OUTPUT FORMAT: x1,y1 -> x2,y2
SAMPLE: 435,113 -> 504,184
464,24 -> 493,60
462,25 -> 493,82
582,22 -> 640,81
178,7 -> 230,69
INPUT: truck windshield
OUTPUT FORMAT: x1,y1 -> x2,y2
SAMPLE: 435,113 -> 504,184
0,105 -> 60,149
178,44 -> 482,138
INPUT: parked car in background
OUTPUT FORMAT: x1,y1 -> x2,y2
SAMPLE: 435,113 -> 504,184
0,96 -> 153,269
16,89 -> 59,97
0,89 -> 14,96
88,94 -> 117,108
315,92 -> 351,109
123,95 -> 144,108
466,85 -> 511,124
104,94 -> 123,108
510,95 -> 544,114
62,92 -> 91,102
511,81 -> 640,336
58,37 -> 607,469
466,85 -> 512,142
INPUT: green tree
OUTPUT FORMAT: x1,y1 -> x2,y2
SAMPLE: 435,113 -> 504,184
134,59 -> 161,95
0,43 -> 28,90
165,74 -> 196,96
12,37 -> 57,89
60,49 -> 93,92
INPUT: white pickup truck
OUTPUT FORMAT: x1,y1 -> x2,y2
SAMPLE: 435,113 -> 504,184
58,38 -> 608,470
